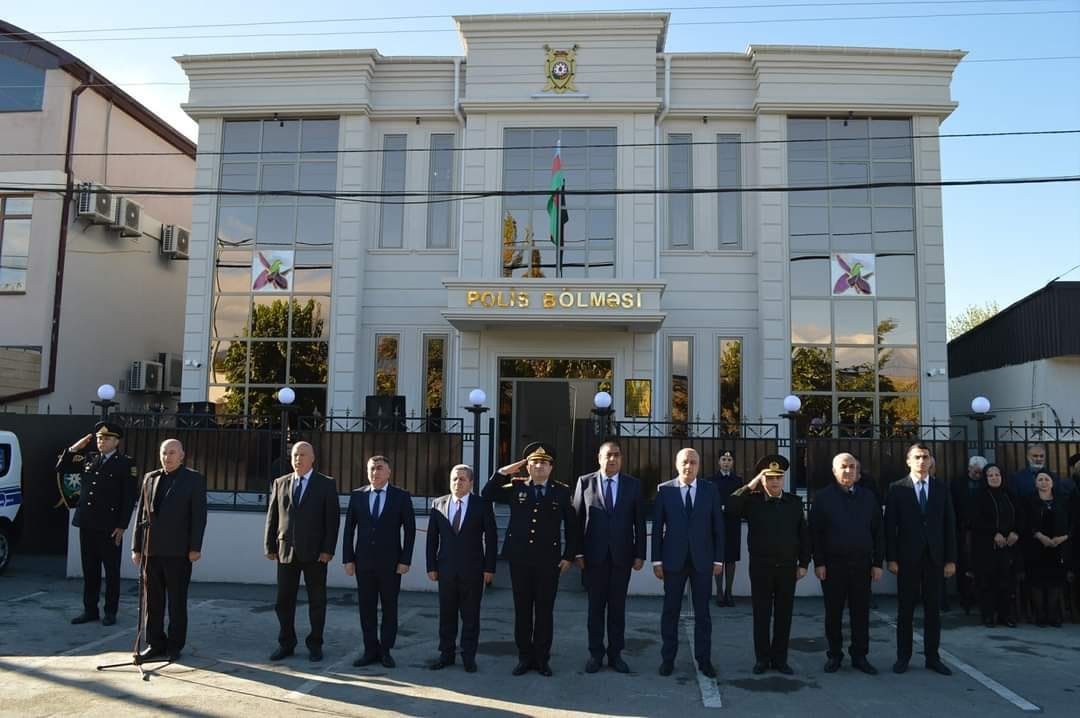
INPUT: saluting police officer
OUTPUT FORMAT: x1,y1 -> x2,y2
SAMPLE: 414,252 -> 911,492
727,454 -> 810,676
55,421 -> 138,626
483,442 -> 577,677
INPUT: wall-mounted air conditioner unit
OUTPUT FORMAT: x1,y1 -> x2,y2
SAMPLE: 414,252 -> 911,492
158,352 -> 183,394
128,360 -> 163,393
76,182 -> 115,224
112,197 -> 142,237
161,224 -> 190,259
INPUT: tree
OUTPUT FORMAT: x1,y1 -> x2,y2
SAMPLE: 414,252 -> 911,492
948,301 -> 1000,339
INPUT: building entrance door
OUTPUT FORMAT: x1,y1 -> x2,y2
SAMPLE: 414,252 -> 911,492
497,358 -> 613,485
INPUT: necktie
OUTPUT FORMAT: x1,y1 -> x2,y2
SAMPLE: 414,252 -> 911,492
535,484 -> 544,501
292,476 -> 304,505
604,478 -> 614,511
684,486 -> 693,515
452,500 -> 463,534
373,489 -> 383,519
917,481 -> 927,514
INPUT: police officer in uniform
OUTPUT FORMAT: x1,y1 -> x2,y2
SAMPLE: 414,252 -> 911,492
483,442 -> 577,677
728,454 -> 809,675
55,421 -> 138,625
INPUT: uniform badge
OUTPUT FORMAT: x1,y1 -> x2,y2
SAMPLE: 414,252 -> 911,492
543,44 -> 578,94
517,491 -> 527,504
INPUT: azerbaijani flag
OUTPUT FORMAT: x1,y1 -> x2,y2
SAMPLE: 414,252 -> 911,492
547,140 -> 567,246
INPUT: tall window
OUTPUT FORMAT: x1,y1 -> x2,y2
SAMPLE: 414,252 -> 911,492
0,56 -> 45,111
669,337 -> 692,425
374,334 -> 399,396
717,135 -> 742,248
667,134 -> 693,248
210,118 -> 337,416
0,346 -> 42,395
787,117 -> 918,433
427,134 -> 454,248
423,334 -> 447,418
502,128 -> 616,278
718,338 -> 742,430
0,196 -> 32,293
379,134 -> 407,248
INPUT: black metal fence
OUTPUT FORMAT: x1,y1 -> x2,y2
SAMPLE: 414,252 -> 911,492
992,422 -> 1080,479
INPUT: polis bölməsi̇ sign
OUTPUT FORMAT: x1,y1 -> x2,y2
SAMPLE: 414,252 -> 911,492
465,289 -> 644,310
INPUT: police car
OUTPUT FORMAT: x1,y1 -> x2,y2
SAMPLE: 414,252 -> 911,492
0,430 -> 23,574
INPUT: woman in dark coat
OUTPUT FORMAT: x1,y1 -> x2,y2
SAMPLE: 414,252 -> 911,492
1022,472 -> 1072,627
970,464 -> 1020,627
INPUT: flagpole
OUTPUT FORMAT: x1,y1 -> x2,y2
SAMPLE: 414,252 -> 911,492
556,179 -> 565,278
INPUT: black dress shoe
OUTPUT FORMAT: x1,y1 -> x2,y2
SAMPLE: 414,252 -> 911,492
167,650 -> 182,662
851,658 -> 878,675
1004,619 -> 1017,628
135,646 -> 168,664
659,661 -> 674,676
609,656 -> 631,674
512,660 -> 531,676
983,620 -> 995,628
380,651 -> 396,668
352,653 -> 380,667
772,662 -> 794,675
71,613 -> 99,625
538,662 -> 553,677
824,657 -> 842,673
752,661 -> 769,675
585,656 -> 602,673
725,597 -> 736,607
430,655 -> 455,670
893,658 -> 909,674
309,648 -> 323,662
101,614 -> 116,626
715,596 -> 725,607
463,658 -> 478,673
925,658 -> 952,676
699,662 -> 717,679
270,646 -> 294,661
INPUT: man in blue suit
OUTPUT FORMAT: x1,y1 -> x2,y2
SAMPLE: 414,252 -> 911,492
343,455 -> 416,669
652,447 -> 725,678
572,440 -> 646,674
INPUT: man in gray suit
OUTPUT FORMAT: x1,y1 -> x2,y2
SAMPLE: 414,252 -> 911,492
131,439 -> 207,663
265,441 -> 340,662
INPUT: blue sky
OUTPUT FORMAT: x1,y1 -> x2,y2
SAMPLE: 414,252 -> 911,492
8,1 -> 1079,317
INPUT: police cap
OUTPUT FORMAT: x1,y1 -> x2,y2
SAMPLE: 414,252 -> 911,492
754,453 -> 789,477
522,441 -> 555,464
93,421 -> 123,440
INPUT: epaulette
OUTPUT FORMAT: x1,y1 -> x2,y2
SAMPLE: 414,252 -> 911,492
554,480 -> 568,488
73,454 -> 84,463
130,466 -> 139,477
502,483 -> 514,489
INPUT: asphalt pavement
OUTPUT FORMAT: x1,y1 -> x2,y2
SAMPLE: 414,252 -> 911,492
1,554 -> 1077,717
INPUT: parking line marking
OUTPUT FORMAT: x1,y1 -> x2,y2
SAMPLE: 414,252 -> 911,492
286,607 -> 421,699
871,610 -> 1040,712
681,616 -> 723,708
8,591 -> 46,602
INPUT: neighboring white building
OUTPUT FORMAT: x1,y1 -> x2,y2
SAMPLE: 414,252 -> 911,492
176,12 -> 963,480
0,21 -> 196,413
949,280 -> 1080,436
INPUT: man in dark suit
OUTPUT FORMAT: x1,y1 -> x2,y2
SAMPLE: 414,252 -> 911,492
343,454 -> 416,669
652,447 -> 725,679
884,442 -> 958,676
729,454 -> 810,676
810,452 -> 885,675
55,421 -> 138,626
483,442 -> 576,677
131,439 -> 208,663
426,464 -> 497,673
265,441 -> 340,662
572,440 -> 646,674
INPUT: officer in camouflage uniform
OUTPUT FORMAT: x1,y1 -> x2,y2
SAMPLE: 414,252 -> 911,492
55,421 -> 138,625
483,442 -> 577,677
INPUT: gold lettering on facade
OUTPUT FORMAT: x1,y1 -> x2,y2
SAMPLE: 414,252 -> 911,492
464,289 -> 644,311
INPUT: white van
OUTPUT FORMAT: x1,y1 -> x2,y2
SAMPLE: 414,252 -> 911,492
0,430 -> 23,574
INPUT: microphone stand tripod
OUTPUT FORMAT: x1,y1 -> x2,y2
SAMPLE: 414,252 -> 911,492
96,477 -> 170,681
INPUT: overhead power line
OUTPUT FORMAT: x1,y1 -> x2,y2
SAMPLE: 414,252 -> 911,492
3,8 -> 1078,45
0,175 -> 1076,206
2,129 -> 1077,159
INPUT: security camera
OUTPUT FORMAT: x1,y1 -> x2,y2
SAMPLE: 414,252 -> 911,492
184,359 -> 203,369
925,370 -> 934,377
